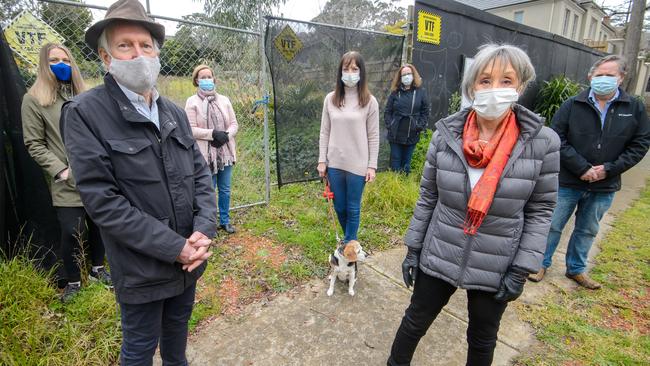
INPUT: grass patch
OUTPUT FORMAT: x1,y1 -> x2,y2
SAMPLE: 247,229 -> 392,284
236,170 -> 420,268
516,182 -> 650,365
0,256 -> 120,365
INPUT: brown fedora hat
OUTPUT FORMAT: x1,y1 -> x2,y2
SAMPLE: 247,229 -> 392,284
85,0 -> 165,52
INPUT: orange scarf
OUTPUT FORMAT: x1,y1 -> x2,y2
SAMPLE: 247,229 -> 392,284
462,110 -> 519,235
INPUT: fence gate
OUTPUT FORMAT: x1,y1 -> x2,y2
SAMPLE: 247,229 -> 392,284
265,16 -> 404,186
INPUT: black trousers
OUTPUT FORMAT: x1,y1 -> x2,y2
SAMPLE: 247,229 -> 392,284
55,207 -> 105,282
120,283 -> 196,366
388,270 -> 508,366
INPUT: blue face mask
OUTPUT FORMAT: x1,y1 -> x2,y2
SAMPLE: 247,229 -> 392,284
198,78 -> 215,91
590,76 -> 619,95
50,62 -> 72,81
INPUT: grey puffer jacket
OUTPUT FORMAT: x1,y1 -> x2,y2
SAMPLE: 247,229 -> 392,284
405,105 -> 560,292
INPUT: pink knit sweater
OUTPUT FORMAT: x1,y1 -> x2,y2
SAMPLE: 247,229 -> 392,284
318,88 -> 379,176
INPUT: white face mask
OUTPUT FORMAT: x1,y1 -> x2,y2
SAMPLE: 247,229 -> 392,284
107,53 -> 161,94
472,88 -> 519,120
341,72 -> 360,87
401,74 -> 413,86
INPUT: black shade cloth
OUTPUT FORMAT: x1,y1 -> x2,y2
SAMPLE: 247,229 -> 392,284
0,31 -> 60,270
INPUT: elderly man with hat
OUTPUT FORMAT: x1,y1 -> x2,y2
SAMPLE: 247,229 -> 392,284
60,0 -> 217,364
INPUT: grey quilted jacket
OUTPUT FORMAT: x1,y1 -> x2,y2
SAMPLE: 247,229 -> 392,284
405,104 -> 560,292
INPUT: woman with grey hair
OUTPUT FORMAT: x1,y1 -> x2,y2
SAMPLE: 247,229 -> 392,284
387,43 -> 560,365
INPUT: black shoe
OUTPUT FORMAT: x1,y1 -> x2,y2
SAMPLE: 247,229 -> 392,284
90,267 -> 114,289
220,223 -> 236,234
61,282 -> 81,303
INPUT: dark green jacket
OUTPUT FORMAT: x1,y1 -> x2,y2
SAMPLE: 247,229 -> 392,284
22,91 -> 82,207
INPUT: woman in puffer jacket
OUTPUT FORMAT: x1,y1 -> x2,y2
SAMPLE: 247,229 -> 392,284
384,64 -> 430,174
387,44 -> 560,366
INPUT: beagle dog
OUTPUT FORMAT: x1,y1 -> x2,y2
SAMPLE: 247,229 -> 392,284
326,240 -> 366,296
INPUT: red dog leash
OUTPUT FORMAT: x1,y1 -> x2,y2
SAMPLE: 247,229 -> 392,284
322,177 -> 341,243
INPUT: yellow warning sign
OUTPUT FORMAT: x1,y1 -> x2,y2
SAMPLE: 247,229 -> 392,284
417,11 -> 441,45
3,11 -> 65,67
274,25 -> 303,63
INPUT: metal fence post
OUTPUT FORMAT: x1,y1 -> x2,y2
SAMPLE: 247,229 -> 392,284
258,7 -> 271,204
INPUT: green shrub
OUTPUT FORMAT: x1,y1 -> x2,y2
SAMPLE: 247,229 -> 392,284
448,91 -> 461,115
535,76 -> 583,125
410,129 -> 432,179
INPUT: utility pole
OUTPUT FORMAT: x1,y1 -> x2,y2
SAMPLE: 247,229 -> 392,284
623,0 -> 647,93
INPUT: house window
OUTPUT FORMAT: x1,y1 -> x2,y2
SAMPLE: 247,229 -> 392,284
571,14 -> 579,40
589,18 -> 597,39
562,9 -> 571,36
514,10 -> 524,23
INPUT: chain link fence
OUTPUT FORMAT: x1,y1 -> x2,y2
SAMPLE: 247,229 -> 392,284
7,0 -> 271,210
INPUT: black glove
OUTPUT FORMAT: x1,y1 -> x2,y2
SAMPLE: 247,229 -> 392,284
494,266 -> 528,303
402,247 -> 421,288
210,130 -> 229,148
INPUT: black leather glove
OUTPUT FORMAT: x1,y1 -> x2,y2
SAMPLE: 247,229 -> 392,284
210,130 -> 229,148
494,266 -> 528,303
402,247 -> 421,288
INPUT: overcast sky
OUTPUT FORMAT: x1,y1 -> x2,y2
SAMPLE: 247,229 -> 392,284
80,0 -> 629,35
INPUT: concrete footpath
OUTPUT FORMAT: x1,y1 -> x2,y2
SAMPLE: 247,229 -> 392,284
178,156 -> 649,366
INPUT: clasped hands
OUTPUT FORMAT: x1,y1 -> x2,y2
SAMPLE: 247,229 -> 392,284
580,165 -> 606,183
176,231 -> 213,272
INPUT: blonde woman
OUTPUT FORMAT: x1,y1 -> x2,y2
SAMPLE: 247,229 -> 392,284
22,43 -> 111,302
185,64 -> 238,234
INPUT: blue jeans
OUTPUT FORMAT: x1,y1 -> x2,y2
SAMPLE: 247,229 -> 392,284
543,187 -> 615,275
120,283 -> 196,366
389,143 -> 417,174
327,168 -> 366,242
211,165 -> 233,225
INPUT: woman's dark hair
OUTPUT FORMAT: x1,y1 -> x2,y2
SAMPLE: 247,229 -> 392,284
332,51 -> 371,108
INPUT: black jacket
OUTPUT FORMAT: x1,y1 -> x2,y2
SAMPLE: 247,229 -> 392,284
551,88 -> 650,192
61,74 -> 217,304
384,86 -> 430,145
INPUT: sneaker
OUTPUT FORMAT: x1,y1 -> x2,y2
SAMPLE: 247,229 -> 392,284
528,267 -> 546,282
61,282 -> 81,303
90,267 -> 114,289
566,272 -> 601,289
220,223 -> 236,234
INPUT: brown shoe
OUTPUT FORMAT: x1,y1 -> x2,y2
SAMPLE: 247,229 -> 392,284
528,268 -> 546,282
566,272 -> 601,289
